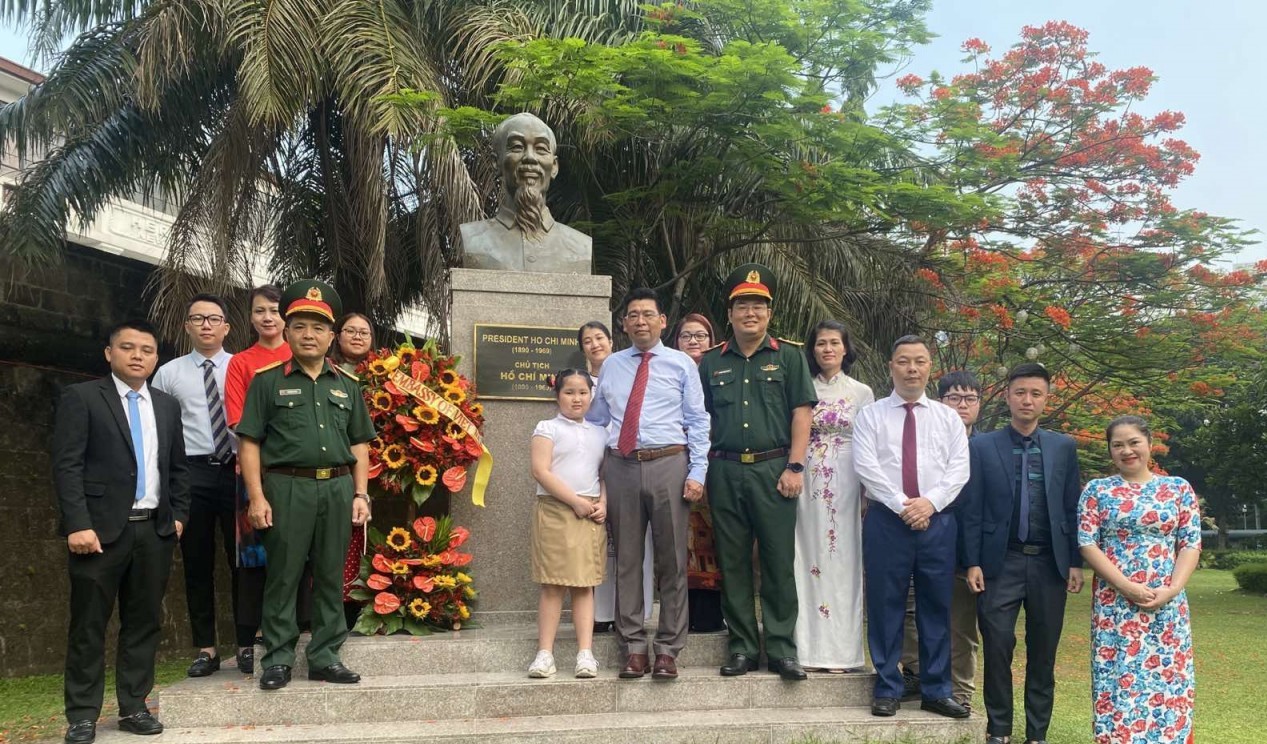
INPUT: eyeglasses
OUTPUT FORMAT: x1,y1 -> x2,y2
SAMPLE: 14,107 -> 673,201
678,331 -> 711,342
186,314 -> 226,326
942,394 -> 980,405
625,311 -> 661,321
341,329 -> 372,339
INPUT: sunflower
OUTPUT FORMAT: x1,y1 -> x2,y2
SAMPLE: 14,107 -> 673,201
390,561 -> 409,576
442,385 -> 466,404
455,571 -> 473,585
385,528 -> 412,551
422,555 -> 442,568
382,444 -> 408,470
445,421 -> 467,440
463,586 -> 477,599
438,369 -> 460,387
415,406 -> 440,425
459,604 -> 471,620
408,598 -> 431,619
371,436 -> 386,451
467,403 -> 484,417
370,391 -> 393,412
367,359 -> 391,377
398,347 -> 418,366
414,465 -> 438,486
433,574 -> 458,589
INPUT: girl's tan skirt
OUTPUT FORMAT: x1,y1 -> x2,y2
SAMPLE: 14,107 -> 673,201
530,495 -> 606,587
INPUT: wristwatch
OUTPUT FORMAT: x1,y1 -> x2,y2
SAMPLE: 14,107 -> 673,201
353,492 -> 372,503
784,462 -> 805,474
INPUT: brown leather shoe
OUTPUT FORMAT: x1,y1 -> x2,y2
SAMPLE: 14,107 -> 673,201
652,654 -> 678,679
619,652 -> 649,679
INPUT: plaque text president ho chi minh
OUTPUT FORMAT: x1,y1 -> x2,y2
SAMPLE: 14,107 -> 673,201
460,113 -> 593,274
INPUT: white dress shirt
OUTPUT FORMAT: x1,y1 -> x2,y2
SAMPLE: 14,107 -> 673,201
112,374 -> 161,509
851,391 -> 969,515
152,349 -> 236,456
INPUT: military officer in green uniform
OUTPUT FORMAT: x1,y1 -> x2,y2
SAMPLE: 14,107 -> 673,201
698,263 -> 817,681
237,280 -> 375,691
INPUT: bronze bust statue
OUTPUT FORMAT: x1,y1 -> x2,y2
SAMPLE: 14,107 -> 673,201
460,113 -> 592,274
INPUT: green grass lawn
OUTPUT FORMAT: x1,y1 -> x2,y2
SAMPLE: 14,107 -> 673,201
2,570 -> 1262,743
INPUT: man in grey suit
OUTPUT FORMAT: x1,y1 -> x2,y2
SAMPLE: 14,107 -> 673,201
53,320 -> 190,743
959,363 -> 1084,744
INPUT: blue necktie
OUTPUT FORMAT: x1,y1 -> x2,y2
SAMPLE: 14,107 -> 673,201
1018,439 -> 1030,543
126,391 -> 146,503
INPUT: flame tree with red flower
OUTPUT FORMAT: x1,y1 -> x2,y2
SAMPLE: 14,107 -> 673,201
349,516 -> 477,634
355,338 -> 487,505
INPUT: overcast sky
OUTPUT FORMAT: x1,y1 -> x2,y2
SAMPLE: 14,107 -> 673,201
1,1 -> 1262,260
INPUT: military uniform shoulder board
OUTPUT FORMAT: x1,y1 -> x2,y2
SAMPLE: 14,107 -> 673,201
254,360 -> 284,374
777,337 -> 804,347
334,364 -> 360,382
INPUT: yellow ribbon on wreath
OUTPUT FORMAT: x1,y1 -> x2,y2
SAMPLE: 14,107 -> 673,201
389,369 -> 493,507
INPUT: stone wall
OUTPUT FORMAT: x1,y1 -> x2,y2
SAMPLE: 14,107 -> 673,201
0,245 -> 232,676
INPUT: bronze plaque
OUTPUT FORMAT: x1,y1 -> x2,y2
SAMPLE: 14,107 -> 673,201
473,324 -> 587,401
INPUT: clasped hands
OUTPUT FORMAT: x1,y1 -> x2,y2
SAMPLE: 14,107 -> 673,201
1121,580 -> 1176,610
569,496 -> 607,524
900,495 -> 934,531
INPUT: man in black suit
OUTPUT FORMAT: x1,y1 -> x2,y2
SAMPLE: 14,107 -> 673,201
960,363 -> 1084,744
52,320 -> 190,744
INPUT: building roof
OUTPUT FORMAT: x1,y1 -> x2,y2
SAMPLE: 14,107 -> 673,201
0,56 -> 44,85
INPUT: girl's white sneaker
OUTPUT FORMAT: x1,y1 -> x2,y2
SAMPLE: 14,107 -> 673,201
575,650 -> 598,678
528,649 -> 556,678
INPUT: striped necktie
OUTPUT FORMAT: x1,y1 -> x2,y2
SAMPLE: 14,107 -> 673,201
203,359 -> 232,461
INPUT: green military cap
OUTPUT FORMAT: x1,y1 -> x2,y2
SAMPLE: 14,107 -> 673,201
724,262 -> 776,302
280,279 -> 342,322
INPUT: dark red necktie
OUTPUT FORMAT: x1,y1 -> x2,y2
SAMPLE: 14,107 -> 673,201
902,402 -> 920,498
618,352 -> 653,455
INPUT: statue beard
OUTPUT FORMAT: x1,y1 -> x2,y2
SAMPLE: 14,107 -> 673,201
511,180 -> 547,241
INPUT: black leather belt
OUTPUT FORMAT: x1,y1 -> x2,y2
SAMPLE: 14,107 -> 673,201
708,447 -> 788,464
611,445 -> 686,462
188,454 -> 235,466
1008,542 -> 1050,556
129,509 -> 153,522
267,466 -> 351,480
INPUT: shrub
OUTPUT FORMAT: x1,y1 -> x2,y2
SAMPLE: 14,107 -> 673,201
1232,563 -> 1267,594
1210,550 -> 1267,571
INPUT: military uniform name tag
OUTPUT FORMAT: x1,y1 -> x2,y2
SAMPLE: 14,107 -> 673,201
278,388 -> 302,396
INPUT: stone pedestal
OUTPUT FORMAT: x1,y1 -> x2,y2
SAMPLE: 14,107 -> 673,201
449,268 -> 612,624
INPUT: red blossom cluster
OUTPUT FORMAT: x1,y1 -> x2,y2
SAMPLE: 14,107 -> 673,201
351,516 -> 476,634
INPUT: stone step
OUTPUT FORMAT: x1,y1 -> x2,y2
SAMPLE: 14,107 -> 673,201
161,667 -> 879,727
94,706 -> 984,743
263,624 -> 734,676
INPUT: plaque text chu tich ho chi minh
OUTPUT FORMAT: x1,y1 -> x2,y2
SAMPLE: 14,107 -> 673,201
473,324 -> 588,401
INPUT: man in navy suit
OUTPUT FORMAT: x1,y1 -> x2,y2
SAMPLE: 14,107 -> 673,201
960,363 -> 1084,744
52,320 -> 190,743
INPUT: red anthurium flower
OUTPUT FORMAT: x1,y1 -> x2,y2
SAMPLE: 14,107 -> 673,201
395,414 -> 420,432
438,549 -> 458,565
372,554 -> 393,573
366,573 -> 392,591
399,558 -> 423,566
448,526 -> 470,549
413,575 -> 435,592
464,439 -> 483,458
409,436 -> 434,453
412,361 -> 431,382
414,516 -> 437,542
442,466 -> 468,491
367,461 -> 384,479
384,380 -> 403,396
373,592 -> 401,615
452,553 -> 473,567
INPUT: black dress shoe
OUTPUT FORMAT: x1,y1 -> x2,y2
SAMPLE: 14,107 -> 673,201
900,665 -> 921,701
592,621 -> 614,634
768,657 -> 807,681
719,653 -> 759,676
986,737 -> 1009,744
118,710 -> 163,735
64,720 -> 96,744
871,697 -> 900,716
308,662 -> 361,684
921,697 -> 971,719
237,646 -> 255,675
186,651 -> 220,678
259,664 -> 292,690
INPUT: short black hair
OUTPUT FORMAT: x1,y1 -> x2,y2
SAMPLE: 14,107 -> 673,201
577,320 -> 611,347
937,370 -> 981,398
107,319 -> 159,345
550,368 -> 594,394
1007,362 -> 1050,387
890,334 -> 930,357
806,320 -> 858,377
1106,414 -> 1151,443
620,287 -> 662,316
249,284 -> 281,305
186,292 -> 229,317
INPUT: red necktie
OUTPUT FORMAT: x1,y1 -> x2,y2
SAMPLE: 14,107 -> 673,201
902,402 -> 920,498
618,352 -> 653,455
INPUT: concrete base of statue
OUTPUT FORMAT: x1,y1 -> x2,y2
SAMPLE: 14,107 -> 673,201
448,268 -> 612,624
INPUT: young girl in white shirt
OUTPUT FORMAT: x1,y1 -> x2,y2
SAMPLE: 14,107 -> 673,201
528,369 -> 609,678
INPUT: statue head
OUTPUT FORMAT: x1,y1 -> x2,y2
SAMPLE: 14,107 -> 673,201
493,112 -> 559,240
